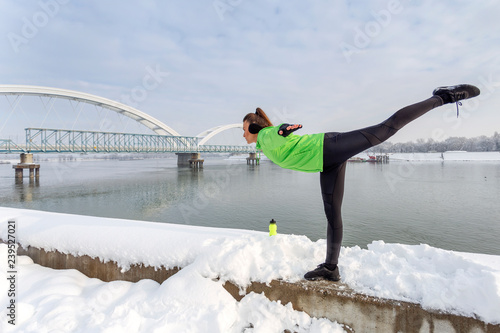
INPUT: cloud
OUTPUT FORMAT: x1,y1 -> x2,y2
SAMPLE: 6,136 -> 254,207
1,0 -> 499,141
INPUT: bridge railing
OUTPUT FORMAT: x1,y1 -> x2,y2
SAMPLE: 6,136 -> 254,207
21,128 -> 255,154
25,128 -> 200,153
0,139 -> 27,153
198,144 -> 255,153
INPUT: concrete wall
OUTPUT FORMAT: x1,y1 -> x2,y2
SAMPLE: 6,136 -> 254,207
224,280 -> 499,333
16,245 -> 179,283
13,244 -> 500,333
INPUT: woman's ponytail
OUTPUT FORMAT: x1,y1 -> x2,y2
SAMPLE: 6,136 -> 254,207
243,107 -> 273,128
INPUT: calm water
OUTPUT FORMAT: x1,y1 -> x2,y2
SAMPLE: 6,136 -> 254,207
1,156 -> 499,255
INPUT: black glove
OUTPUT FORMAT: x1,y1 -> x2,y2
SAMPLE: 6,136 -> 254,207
248,123 -> 264,134
278,123 -> 302,137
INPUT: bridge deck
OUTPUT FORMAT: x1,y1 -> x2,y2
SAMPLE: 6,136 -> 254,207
0,128 -> 255,154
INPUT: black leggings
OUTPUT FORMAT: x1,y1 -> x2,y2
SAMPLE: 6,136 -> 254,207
320,96 -> 443,265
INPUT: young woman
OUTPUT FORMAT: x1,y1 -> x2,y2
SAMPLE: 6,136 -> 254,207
242,84 -> 480,281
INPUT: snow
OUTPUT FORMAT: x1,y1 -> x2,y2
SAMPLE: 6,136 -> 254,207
1,207 -> 500,332
0,248 -> 345,332
341,242 -> 500,322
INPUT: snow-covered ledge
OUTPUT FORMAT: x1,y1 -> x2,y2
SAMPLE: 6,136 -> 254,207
1,207 -> 499,332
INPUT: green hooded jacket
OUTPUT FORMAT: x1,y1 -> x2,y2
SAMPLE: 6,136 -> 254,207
255,125 -> 324,173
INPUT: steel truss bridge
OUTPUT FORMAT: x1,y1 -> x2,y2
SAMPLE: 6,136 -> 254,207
0,128 -> 254,154
0,85 -> 255,155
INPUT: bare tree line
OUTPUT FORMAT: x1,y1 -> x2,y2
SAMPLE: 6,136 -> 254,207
375,132 -> 500,153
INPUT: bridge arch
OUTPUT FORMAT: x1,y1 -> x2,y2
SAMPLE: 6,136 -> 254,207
0,85 -> 181,136
196,123 -> 243,145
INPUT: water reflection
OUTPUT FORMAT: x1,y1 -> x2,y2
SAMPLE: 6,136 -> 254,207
15,177 -> 40,202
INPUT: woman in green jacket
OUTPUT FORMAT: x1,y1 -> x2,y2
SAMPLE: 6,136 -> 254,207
242,84 -> 480,281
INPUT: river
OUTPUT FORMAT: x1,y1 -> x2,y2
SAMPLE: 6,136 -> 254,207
1,154 -> 499,255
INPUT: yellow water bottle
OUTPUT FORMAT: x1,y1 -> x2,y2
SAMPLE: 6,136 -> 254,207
269,219 -> 277,236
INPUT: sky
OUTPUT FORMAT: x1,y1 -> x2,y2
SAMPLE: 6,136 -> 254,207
1,0 -> 499,143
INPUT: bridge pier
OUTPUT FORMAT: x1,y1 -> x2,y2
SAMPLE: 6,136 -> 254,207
246,152 -> 259,165
13,153 -> 40,181
176,153 -> 191,167
176,153 -> 204,168
188,153 -> 204,168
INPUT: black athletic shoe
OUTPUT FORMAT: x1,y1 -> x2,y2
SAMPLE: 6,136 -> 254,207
432,84 -> 480,104
304,263 -> 340,281
432,84 -> 480,117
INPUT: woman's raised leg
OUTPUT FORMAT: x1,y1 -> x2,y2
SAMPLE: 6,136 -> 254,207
305,84 -> 480,281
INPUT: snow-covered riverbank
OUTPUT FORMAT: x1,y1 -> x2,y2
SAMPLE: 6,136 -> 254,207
1,207 -> 499,332
353,151 -> 500,162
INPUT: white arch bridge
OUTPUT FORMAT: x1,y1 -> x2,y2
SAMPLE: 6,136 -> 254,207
0,85 -> 255,159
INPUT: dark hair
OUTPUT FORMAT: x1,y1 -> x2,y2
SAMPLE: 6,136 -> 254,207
243,107 -> 273,128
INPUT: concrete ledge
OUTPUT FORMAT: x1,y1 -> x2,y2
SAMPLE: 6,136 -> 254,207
16,244 -> 180,283
11,243 -> 500,333
223,280 -> 499,333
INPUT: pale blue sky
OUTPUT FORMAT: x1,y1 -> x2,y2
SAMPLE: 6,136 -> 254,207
1,0 -> 499,143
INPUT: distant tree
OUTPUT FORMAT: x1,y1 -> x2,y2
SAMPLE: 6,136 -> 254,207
368,132 -> 500,153
444,137 -> 466,151
471,136 -> 496,152
494,132 -> 500,151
